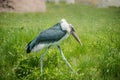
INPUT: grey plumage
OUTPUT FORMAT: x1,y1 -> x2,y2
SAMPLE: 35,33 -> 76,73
26,23 -> 67,53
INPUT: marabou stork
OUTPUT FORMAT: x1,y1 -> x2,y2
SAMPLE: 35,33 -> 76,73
26,19 -> 82,74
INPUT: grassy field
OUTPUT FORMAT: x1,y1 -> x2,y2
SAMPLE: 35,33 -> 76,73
0,3 -> 120,80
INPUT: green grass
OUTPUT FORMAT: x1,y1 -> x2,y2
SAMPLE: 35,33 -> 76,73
0,3 -> 120,80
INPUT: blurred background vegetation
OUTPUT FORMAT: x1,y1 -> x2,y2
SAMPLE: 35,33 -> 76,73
0,0 -> 120,80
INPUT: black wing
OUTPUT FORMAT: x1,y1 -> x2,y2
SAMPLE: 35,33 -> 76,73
35,23 -> 67,43
26,23 -> 66,53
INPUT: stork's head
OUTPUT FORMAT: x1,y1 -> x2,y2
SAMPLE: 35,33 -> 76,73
60,19 -> 82,45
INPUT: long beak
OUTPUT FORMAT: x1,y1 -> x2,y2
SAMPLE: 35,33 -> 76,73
71,31 -> 82,46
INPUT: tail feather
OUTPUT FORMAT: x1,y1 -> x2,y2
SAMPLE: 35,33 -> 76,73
26,39 -> 37,53
26,41 -> 32,53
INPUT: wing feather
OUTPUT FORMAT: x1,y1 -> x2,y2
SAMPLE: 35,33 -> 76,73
26,23 -> 67,53
36,26 -> 66,43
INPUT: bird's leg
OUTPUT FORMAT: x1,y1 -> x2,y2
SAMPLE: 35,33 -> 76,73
57,45 -> 74,71
39,47 -> 49,74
